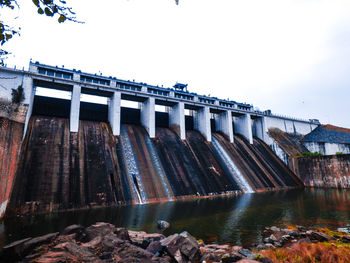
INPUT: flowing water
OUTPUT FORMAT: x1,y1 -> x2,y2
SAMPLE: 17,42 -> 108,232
1,189 -> 349,250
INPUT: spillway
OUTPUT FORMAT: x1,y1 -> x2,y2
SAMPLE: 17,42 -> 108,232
5,117 -> 302,216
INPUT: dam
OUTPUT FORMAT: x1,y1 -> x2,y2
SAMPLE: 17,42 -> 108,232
0,62 -> 320,218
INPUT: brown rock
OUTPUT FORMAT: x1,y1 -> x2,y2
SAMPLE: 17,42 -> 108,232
341,235 -> 350,243
236,260 -> 260,263
84,222 -> 116,241
308,231 -> 332,242
116,227 -> 131,241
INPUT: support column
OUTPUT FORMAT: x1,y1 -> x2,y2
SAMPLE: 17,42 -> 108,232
70,85 -> 81,133
141,97 -> 155,138
23,75 -> 34,138
194,106 -> 211,142
234,113 -> 253,144
108,91 -> 121,136
215,110 -> 234,143
169,102 -> 185,140
254,117 -> 267,142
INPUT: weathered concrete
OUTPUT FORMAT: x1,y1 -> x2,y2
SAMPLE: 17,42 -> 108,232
215,110 -> 234,143
169,102 -> 185,140
140,97 -> 155,138
108,91 -> 121,136
293,155 -> 350,188
234,114 -> 253,144
194,106 -> 211,141
252,117 -> 266,141
70,85 -> 81,133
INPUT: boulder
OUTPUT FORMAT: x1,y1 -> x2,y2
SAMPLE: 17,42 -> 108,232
308,231 -> 332,242
146,240 -> 163,256
84,222 -> 116,241
61,224 -> 84,236
115,227 -> 131,241
0,237 -> 32,261
221,252 -> 243,262
157,220 -> 170,230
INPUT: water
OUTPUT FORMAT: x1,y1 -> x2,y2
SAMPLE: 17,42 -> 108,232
120,126 -> 147,203
212,136 -> 254,193
1,189 -> 349,250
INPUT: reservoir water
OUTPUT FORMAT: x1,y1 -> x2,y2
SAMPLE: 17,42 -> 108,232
1,188 -> 349,250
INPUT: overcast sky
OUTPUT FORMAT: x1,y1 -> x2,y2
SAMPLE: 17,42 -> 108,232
3,0 -> 350,128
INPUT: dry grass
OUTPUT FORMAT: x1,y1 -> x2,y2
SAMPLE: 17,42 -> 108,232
261,242 -> 350,263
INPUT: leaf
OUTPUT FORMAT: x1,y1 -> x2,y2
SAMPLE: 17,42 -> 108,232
43,0 -> 52,5
5,33 -> 12,40
58,14 -> 66,23
52,5 -> 58,13
38,7 -> 44,14
32,0 -> 39,7
44,7 -> 53,16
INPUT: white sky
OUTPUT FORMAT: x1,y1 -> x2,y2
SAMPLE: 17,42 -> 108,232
2,0 -> 350,127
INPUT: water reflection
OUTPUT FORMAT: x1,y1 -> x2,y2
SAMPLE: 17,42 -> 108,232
1,189 -> 350,249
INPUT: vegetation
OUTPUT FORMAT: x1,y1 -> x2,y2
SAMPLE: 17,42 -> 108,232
336,152 -> 343,155
0,0 -> 78,65
11,84 -> 24,104
302,151 -> 323,157
261,241 -> 350,263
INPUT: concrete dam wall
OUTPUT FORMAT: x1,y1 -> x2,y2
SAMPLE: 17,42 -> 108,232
5,116 -> 302,216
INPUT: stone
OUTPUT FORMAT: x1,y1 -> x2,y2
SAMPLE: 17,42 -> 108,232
146,241 -> 163,256
265,243 -> 275,249
269,234 -> 278,242
308,231 -> 332,242
179,231 -> 201,261
84,222 -> 116,241
157,220 -> 170,230
201,251 -> 222,262
116,242 -> 158,263
115,227 -> 131,241
341,235 -> 350,243
0,237 -> 32,260
61,224 -> 84,236
238,248 -> 253,258
260,257 -> 274,263
22,232 -> 59,254
270,226 -> 280,232
221,252 -> 243,262
297,237 -> 312,244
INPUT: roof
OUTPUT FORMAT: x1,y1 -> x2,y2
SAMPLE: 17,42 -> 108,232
303,125 -> 350,144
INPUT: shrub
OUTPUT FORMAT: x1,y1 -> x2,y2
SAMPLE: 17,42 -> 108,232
336,152 -> 343,155
11,84 -> 25,104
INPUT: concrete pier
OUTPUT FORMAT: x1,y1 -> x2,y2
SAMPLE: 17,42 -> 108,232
70,85 -> 81,132
108,91 -> 121,136
235,113 -> 253,144
215,110 -> 234,143
141,97 -> 155,138
195,106 -> 211,142
169,102 -> 185,140
23,75 -> 34,137
253,117 -> 266,141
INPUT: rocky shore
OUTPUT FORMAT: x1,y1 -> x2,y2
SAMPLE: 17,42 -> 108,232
1,222 -> 350,262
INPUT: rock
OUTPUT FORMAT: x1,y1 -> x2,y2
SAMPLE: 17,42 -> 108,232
38,241 -> 101,262
115,227 -> 131,241
1,232 -> 59,261
270,226 -> 280,232
129,230 -> 165,248
297,225 -> 307,232
179,231 -> 201,261
256,244 -> 266,250
160,232 -> 201,262
273,241 -> 282,248
61,224 -> 84,235
341,235 -> 350,243
260,257 -> 274,263
147,241 -> 163,256
115,242 -> 159,263
238,248 -> 254,259
221,252 -> 243,262
157,220 -> 170,230
0,237 -> 32,261
84,222 -> 116,241
201,251 -> 222,262
308,231 -> 332,242
269,234 -> 278,242
265,243 -> 275,249
290,231 -> 300,238
297,237 -> 311,244
337,227 -> 350,234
